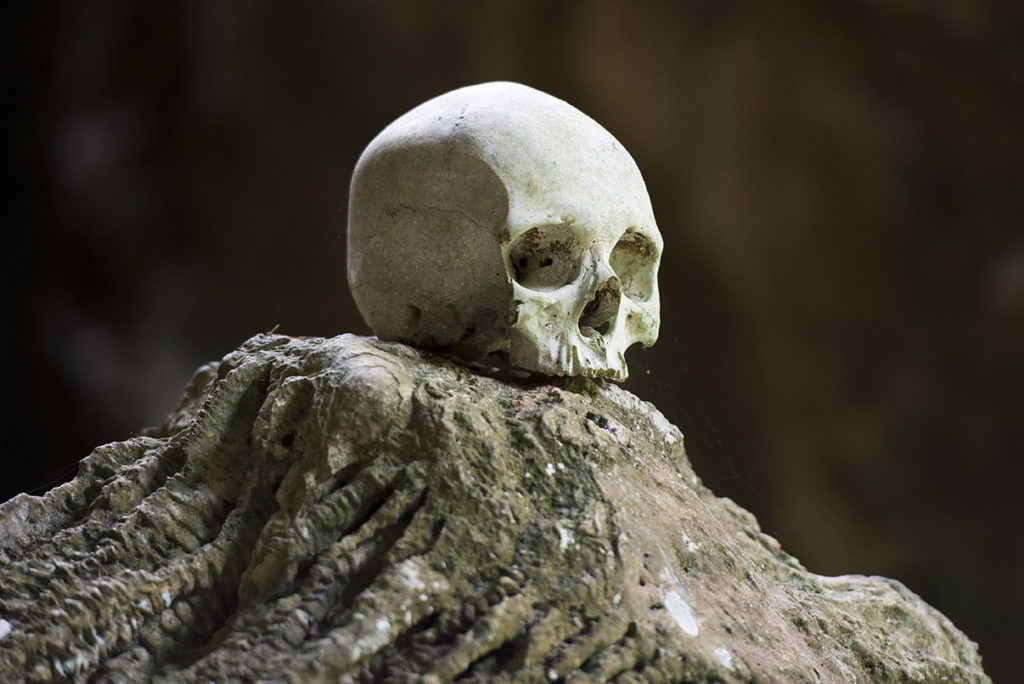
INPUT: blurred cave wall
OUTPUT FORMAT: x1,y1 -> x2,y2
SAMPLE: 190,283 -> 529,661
3,1 -> 1023,679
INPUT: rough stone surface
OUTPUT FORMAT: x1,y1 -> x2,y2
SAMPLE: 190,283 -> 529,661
0,334 -> 987,682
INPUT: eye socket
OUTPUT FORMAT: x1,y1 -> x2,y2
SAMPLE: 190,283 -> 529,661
610,228 -> 658,300
508,224 -> 582,291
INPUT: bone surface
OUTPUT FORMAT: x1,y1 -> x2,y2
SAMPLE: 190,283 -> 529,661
347,82 -> 662,381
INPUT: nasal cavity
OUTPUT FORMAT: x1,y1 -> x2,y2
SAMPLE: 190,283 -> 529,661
578,276 -> 621,337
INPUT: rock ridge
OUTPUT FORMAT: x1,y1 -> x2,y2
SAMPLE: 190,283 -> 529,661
0,333 -> 987,681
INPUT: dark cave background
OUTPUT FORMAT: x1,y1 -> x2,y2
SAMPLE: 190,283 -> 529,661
3,2 -> 1022,678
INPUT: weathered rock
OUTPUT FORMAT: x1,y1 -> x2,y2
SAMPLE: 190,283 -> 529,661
0,334 -> 986,682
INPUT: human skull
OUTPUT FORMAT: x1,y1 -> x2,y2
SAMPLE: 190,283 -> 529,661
347,82 -> 661,381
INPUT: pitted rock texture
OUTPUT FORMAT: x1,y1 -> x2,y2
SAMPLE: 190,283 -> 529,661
0,334 -> 987,682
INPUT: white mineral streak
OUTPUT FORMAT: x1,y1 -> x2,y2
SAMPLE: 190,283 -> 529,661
660,558 -> 699,636
161,590 -> 172,608
714,646 -> 734,669
557,524 -> 574,550
0,618 -> 11,640
681,531 -> 699,552
664,590 -> 699,636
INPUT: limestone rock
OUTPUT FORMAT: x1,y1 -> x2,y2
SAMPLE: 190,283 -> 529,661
0,334 -> 987,682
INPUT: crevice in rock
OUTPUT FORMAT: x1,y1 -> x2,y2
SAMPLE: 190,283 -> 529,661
333,486 -> 428,616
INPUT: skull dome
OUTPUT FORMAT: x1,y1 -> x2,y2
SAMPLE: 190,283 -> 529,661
347,81 -> 661,381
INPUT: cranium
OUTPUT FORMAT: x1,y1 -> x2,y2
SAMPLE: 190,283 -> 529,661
347,82 -> 661,381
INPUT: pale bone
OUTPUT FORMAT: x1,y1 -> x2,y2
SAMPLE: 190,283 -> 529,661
347,81 -> 661,381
